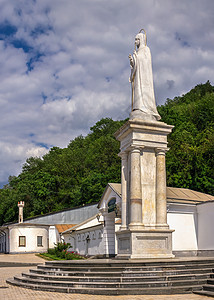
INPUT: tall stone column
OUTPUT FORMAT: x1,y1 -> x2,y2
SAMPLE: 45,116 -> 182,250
156,148 -> 168,226
129,147 -> 142,227
119,152 -> 128,230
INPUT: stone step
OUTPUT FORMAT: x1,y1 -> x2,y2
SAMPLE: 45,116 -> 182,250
30,267 -> 214,277
37,262 -> 214,273
207,279 -> 214,286
45,258 -> 214,267
7,258 -> 214,295
199,284 -> 214,292
45,257 -> 214,267
22,271 -> 211,283
194,290 -> 214,297
6,278 -> 203,295
12,275 -> 208,289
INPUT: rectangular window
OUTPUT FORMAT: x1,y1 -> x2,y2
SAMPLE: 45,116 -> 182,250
19,236 -> 26,247
37,236 -> 43,247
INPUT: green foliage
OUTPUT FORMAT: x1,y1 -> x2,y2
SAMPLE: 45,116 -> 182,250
158,81 -> 214,195
0,117 -> 125,225
0,82 -> 213,225
44,242 -> 85,260
54,241 -> 71,258
54,241 -> 71,252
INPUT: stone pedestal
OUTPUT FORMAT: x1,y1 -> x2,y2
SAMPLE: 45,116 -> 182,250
117,228 -> 174,259
115,118 -> 174,259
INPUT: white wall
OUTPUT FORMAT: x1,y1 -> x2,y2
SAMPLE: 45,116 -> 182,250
167,204 -> 198,251
197,202 -> 214,250
49,226 -> 59,248
75,226 -> 104,256
102,211 -> 115,256
9,225 -> 49,253
115,223 -> 121,254
61,232 -> 75,250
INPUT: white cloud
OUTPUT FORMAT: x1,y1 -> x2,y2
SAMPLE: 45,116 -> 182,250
0,0 -> 214,186
0,141 -> 48,184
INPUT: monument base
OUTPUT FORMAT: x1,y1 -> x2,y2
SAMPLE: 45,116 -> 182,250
116,228 -> 174,259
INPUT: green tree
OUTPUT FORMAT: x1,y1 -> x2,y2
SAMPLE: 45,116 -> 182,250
158,81 -> 214,195
0,83 -> 213,225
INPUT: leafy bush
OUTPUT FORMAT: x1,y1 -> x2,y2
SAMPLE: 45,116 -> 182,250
46,242 -> 85,260
55,241 -> 71,252
47,248 -> 55,255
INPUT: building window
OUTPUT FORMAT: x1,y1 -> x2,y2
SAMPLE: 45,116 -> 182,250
37,236 -> 43,247
19,236 -> 26,247
98,231 -> 103,239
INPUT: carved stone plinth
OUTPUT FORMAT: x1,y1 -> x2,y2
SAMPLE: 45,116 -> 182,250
117,228 -> 174,259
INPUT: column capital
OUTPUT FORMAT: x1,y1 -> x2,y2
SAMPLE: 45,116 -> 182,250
127,145 -> 144,153
155,148 -> 169,156
118,151 -> 128,159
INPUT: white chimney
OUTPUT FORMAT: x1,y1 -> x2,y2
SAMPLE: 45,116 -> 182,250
18,201 -> 24,223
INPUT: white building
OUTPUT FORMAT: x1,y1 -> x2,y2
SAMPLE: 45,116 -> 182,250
0,223 -> 49,254
0,203 -> 98,254
0,184 -> 214,256
61,183 -> 214,257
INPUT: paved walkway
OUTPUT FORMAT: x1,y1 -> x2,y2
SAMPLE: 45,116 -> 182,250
0,254 -> 212,299
0,253 -> 44,265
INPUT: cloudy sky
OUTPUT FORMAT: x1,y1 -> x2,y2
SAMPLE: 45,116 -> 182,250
0,0 -> 214,187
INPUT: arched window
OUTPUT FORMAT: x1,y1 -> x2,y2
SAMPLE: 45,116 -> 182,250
107,198 -> 116,213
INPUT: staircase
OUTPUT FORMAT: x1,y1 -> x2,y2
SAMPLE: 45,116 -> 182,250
6,258 -> 214,295
194,271 -> 214,298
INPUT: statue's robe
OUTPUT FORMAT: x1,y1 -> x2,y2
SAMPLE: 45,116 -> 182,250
130,46 -> 161,121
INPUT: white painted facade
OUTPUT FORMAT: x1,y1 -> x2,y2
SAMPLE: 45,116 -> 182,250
0,224 -> 49,253
60,202 -> 200,257
75,225 -> 104,256
167,204 -> 198,251
62,216 -> 104,256
61,214 -> 121,257
91,184 -> 214,257
198,202 -> 214,250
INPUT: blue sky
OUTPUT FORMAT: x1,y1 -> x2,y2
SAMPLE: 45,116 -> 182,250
0,0 -> 214,187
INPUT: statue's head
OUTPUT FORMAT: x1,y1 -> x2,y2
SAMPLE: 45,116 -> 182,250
135,33 -> 146,49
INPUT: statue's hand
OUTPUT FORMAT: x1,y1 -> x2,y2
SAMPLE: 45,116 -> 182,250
129,54 -> 134,67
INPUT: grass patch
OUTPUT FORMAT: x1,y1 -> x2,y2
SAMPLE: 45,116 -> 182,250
36,253 -> 63,261
38,252 -> 86,261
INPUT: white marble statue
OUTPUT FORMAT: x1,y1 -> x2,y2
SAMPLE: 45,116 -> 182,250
129,30 -> 161,121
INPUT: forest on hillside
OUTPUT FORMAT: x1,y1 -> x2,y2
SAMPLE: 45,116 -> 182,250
0,81 -> 213,225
